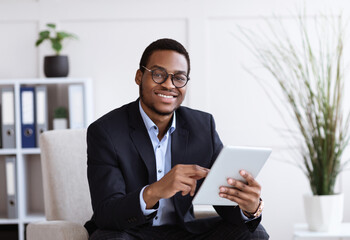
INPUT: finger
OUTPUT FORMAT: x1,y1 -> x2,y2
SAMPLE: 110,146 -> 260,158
227,178 -> 249,192
177,176 -> 197,196
219,188 -> 258,211
179,181 -> 197,196
190,178 -> 197,196
219,191 -> 245,205
219,192 -> 255,212
179,165 -> 209,179
179,176 -> 197,196
193,166 -> 209,180
220,184 -> 260,202
222,183 -> 261,204
227,178 -> 258,196
219,186 -> 250,201
181,184 -> 192,196
191,172 -> 208,180
240,170 -> 259,187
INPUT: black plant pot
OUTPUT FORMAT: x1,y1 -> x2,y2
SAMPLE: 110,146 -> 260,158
44,55 -> 69,77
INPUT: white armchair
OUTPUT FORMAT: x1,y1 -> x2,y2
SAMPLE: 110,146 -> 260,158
27,129 -> 92,240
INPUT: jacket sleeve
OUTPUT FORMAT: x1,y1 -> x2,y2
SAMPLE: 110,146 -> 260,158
87,122 -> 155,231
209,115 -> 262,232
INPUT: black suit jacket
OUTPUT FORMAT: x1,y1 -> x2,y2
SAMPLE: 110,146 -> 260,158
85,99 -> 261,235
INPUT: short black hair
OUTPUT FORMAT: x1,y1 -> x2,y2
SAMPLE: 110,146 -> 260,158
139,38 -> 190,76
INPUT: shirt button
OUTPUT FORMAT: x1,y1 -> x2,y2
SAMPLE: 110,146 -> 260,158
158,145 -> 160,148
154,126 -> 157,130
158,169 -> 162,173
155,216 -> 158,220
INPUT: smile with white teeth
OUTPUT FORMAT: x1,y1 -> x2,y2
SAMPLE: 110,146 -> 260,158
157,93 -> 174,98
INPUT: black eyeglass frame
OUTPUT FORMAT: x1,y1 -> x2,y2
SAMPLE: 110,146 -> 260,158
141,66 -> 190,88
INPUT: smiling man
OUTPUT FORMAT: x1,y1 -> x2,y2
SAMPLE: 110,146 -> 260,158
85,38 -> 269,240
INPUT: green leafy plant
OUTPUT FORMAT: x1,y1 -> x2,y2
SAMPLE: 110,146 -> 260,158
35,23 -> 77,55
239,13 -> 350,195
54,107 -> 68,119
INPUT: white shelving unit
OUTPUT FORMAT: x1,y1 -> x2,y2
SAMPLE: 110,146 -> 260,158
0,78 -> 93,240
294,223 -> 350,239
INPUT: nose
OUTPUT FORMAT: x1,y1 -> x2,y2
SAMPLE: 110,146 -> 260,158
161,74 -> 175,88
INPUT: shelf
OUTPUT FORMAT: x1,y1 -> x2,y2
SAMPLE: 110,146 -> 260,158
0,218 -> 19,225
20,148 -> 40,155
294,223 -> 350,238
23,213 -> 45,223
0,149 -> 17,155
0,77 -> 91,86
0,148 -> 41,155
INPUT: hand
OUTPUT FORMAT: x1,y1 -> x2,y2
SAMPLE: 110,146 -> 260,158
219,170 -> 261,214
143,164 -> 209,209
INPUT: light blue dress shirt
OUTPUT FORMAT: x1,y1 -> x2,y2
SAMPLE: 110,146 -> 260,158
138,102 -> 177,226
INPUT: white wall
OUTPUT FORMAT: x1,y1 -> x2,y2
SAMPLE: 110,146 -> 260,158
1,0 -> 350,239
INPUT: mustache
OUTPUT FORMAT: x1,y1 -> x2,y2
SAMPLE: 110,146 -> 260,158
156,87 -> 178,93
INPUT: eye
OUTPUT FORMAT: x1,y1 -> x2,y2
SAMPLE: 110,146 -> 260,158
152,69 -> 166,79
173,74 -> 187,82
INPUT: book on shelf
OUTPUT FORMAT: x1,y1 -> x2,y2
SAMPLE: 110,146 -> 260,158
1,87 -> 16,149
35,86 -> 48,147
20,86 -> 36,148
68,84 -> 85,129
5,156 -> 18,219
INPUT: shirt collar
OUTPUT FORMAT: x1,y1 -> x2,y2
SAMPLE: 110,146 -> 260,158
139,101 -> 176,134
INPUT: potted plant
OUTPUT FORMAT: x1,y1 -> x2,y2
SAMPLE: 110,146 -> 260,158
53,106 -> 68,130
239,13 -> 350,231
35,23 -> 77,77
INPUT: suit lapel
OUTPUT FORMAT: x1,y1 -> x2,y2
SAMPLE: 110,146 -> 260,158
171,127 -> 189,167
171,109 -> 192,217
128,100 -> 157,184
171,109 -> 189,167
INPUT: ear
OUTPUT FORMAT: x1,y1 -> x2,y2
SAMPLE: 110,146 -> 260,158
135,69 -> 142,86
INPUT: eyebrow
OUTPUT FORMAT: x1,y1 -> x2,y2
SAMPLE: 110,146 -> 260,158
149,65 -> 187,75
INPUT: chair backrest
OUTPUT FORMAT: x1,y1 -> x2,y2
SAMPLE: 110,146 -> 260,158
39,129 -> 92,225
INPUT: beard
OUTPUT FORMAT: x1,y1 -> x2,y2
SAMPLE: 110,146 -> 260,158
139,83 -> 179,116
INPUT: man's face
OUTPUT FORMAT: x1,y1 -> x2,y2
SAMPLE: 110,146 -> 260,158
135,50 -> 188,118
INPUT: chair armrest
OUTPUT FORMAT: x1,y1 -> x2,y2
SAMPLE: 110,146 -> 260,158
27,220 -> 89,240
194,205 -> 218,219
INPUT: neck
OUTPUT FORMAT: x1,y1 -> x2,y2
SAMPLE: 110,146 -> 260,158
140,101 -> 173,140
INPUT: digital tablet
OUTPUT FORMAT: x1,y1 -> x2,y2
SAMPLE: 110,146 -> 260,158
192,146 -> 271,206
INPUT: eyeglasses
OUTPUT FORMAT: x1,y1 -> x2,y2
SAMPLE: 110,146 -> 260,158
142,66 -> 190,88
